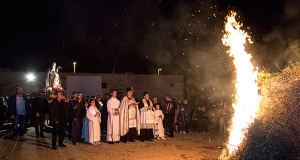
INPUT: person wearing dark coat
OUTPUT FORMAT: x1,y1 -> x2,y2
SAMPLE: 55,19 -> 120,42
0,97 -> 7,126
101,93 -> 109,134
196,106 -> 209,133
67,91 -> 78,141
70,92 -> 85,145
32,97 -> 48,138
49,91 -> 70,150
8,87 -> 30,141
165,95 -> 175,138
177,107 -> 186,133
182,99 -> 191,133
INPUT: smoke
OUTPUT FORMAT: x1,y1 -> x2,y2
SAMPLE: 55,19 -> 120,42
254,0 -> 300,72
284,0 -> 299,19
111,0 -> 237,109
6,0 -> 298,110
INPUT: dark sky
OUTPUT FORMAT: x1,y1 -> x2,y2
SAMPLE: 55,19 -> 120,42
0,0 -> 298,75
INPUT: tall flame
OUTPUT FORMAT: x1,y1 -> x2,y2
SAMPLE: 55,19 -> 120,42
221,12 -> 260,157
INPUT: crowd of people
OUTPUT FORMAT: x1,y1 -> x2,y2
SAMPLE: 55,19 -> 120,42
6,86 -> 221,150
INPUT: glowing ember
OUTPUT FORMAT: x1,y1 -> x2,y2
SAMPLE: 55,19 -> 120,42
221,12 -> 260,157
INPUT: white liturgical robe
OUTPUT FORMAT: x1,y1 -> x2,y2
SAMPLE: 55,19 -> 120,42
107,97 -> 120,142
86,106 -> 101,143
140,99 -> 155,129
154,110 -> 165,138
120,96 -> 140,137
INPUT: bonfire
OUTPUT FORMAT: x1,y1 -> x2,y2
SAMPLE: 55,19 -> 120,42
220,11 -> 260,159
220,11 -> 300,159
233,62 -> 300,159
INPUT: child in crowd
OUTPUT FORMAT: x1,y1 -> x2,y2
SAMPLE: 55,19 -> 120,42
154,104 -> 165,140
86,100 -> 101,145
177,107 -> 186,134
82,101 -> 89,142
195,106 -> 208,133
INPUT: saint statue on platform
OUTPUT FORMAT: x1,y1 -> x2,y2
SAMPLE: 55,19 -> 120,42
52,66 -> 62,91
45,62 -> 62,92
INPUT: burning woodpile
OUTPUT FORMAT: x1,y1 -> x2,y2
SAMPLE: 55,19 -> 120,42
232,62 -> 300,159
220,11 -> 260,159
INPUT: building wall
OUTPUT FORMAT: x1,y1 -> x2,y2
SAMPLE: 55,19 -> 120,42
0,71 -> 183,100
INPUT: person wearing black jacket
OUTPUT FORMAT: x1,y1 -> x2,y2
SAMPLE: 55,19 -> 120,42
201,107 -> 209,133
49,91 -> 70,150
196,106 -> 209,133
182,99 -> 191,133
101,93 -> 109,134
177,107 -> 187,134
68,91 -> 78,141
0,97 -> 7,126
32,97 -> 48,138
8,87 -> 30,141
165,95 -> 175,138
71,92 -> 84,145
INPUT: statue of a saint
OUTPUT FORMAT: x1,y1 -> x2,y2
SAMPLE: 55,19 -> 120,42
45,62 -> 63,92
45,62 -> 56,91
52,66 -> 62,91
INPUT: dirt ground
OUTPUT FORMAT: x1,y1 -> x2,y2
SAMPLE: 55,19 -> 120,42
0,123 -> 226,160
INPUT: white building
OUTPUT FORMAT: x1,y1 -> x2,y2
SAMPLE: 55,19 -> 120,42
0,71 -> 183,101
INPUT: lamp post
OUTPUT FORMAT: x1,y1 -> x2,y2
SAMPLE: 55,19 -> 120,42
73,62 -> 76,73
26,73 -> 36,94
26,73 -> 36,81
158,69 -> 162,75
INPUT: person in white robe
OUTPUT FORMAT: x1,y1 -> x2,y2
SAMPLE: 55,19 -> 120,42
154,103 -> 165,140
106,90 -> 120,144
138,91 -> 155,141
86,100 -> 101,145
82,101 -> 89,142
119,87 -> 140,143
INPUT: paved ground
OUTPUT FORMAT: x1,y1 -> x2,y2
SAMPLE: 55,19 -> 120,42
0,123 -> 226,160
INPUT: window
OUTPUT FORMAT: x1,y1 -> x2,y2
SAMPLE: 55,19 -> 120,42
102,83 -> 107,88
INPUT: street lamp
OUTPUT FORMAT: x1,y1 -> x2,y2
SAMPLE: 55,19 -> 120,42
26,73 -> 35,81
73,62 -> 76,73
158,69 -> 162,75
26,73 -> 36,94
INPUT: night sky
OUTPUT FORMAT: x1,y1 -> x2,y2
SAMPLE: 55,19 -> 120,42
1,0 -> 299,75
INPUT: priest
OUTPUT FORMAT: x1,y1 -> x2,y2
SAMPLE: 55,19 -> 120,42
106,90 -> 120,144
120,87 -> 140,143
138,91 -> 155,141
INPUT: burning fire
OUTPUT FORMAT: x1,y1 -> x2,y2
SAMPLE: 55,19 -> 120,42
220,12 -> 260,157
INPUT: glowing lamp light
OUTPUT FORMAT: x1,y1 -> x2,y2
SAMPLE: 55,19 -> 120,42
73,62 -> 76,73
158,69 -> 162,75
26,73 -> 35,81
